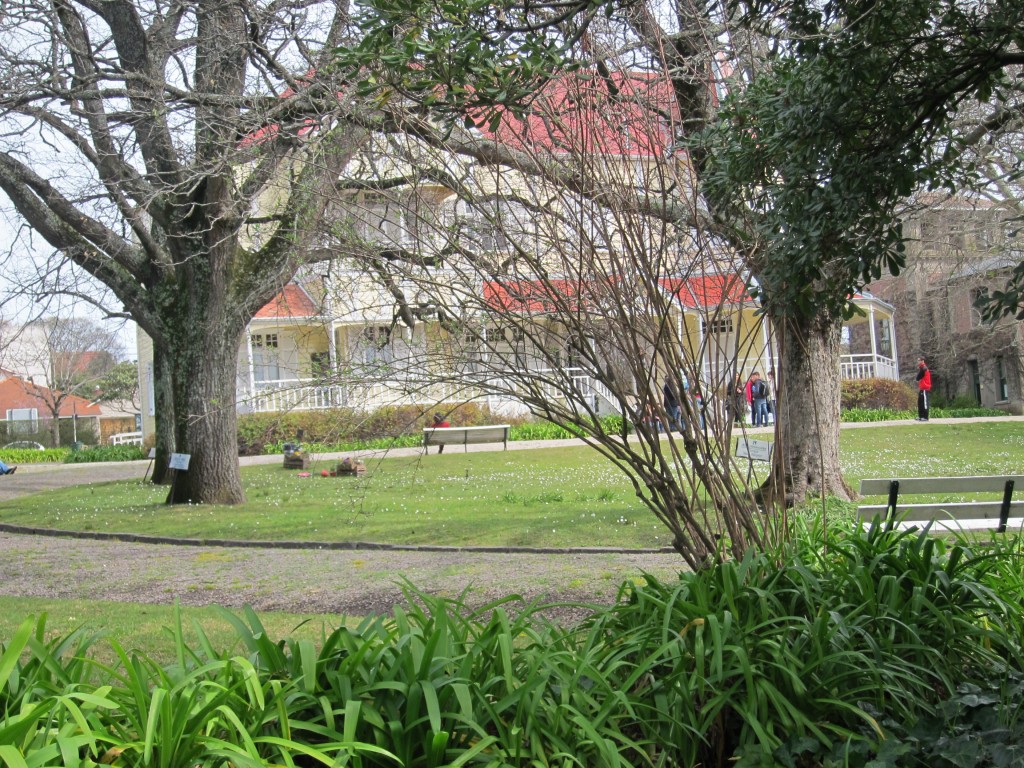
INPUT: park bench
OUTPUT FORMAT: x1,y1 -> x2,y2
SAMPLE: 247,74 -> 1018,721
423,424 -> 510,454
858,475 -> 1024,533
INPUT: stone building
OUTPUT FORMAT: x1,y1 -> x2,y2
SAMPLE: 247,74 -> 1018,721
867,195 -> 1023,413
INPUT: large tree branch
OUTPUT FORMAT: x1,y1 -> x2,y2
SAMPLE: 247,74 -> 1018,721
0,152 -> 154,331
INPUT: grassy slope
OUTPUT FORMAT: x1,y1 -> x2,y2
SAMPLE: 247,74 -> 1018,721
0,422 -> 1020,548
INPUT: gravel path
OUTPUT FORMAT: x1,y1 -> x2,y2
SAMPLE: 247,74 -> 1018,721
0,453 -> 683,621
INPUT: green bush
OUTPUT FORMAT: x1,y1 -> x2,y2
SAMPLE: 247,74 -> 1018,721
841,377 -> 917,410
62,444 -> 147,463
0,447 -> 69,464
237,403 -> 518,455
244,408 -> 628,455
841,406 -> 1007,423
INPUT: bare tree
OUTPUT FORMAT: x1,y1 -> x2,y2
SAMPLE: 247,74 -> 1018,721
0,1 -> 363,502
1,316 -> 119,445
320,80 -> 780,568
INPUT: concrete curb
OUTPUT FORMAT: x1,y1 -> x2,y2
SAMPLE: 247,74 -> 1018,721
0,522 -> 676,555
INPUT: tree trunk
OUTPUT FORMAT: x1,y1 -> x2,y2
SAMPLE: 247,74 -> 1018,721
770,312 -> 855,504
164,320 -> 246,505
150,348 -> 174,486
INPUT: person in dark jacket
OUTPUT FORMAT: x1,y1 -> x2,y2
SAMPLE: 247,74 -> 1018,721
663,378 -> 683,432
915,357 -> 932,421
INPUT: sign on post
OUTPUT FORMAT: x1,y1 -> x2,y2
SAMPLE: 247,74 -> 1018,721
169,453 -> 191,471
736,438 -> 773,462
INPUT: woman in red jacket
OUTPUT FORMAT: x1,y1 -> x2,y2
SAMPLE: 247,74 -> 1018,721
916,357 -> 932,421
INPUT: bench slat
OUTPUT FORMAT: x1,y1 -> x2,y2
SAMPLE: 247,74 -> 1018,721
860,476 -> 1024,495
858,501 -> 1024,522
883,518 -> 1024,533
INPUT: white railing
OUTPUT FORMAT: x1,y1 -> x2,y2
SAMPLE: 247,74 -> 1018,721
109,431 -> 143,446
840,354 -> 899,381
245,378 -> 470,413
244,369 -> 622,415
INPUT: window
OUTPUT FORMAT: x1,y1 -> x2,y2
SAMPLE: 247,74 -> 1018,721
251,333 -> 280,382
967,360 -> 981,404
997,356 -> 1009,401
252,333 -> 278,349
488,323 -> 525,344
702,318 -> 734,335
360,326 -> 394,366
6,408 -> 38,434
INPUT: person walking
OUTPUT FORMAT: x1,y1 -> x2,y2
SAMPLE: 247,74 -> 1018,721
915,357 -> 932,421
663,378 -> 683,432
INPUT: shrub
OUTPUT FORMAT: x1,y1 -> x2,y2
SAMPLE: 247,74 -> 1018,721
0,447 -> 69,464
62,444 -> 147,463
842,377 -> 916,410
237,403 -> 522,455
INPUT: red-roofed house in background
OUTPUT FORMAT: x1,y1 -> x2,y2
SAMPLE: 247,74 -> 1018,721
0,375 -> 101,445
134,66 -> 901,436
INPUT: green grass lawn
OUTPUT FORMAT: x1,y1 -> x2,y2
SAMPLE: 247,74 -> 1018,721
0,596 -> 348,666
0,447 -> 672,548
0,422 -> 1020,548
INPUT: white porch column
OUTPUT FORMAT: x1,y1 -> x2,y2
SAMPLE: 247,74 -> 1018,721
245,327 -> 256,396
328,319 -> 338,373
867,305 -> 878,377
888,316 -> 900,378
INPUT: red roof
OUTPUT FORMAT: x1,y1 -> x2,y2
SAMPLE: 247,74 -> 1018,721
254,284 -> 319,319
660,275 -> 753,309
483,279 -> 595,314
476,70 -> 678,158
0,377 -> 101,417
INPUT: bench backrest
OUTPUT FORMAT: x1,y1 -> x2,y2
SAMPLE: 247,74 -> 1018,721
858,476 -> 1024,531
423,425 -> 510,446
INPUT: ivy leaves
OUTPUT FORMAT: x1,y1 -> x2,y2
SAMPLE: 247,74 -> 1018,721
333,0 -> 591,129
703,0 -> 1022,321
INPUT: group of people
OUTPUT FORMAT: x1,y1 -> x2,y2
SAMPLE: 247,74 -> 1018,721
730,370 -> 775,427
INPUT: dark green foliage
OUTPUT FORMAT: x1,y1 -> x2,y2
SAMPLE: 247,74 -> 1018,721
583,522 -> 1024,766
842,378 -> 917,411
5,524 -> 1024,767
62,444 -> 147,464
701,0 -> 1024,322
334,0 -> 582,131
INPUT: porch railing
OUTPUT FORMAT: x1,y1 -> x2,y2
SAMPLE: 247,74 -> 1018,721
243,368 -> 620,414
840,354 -> 899,381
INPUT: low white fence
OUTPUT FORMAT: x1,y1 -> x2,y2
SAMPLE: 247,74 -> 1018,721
109,431 -> 143,446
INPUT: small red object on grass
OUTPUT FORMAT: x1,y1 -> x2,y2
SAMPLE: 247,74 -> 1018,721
297,472 -> 311,478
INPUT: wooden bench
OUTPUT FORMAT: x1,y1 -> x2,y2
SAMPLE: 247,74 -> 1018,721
858,476 -> 1024,533
423,425 -> 510,453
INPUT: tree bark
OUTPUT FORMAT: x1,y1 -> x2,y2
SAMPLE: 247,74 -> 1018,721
150,348 -> 174,486
164,321 -> 246,505
771,312 -> 855,504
